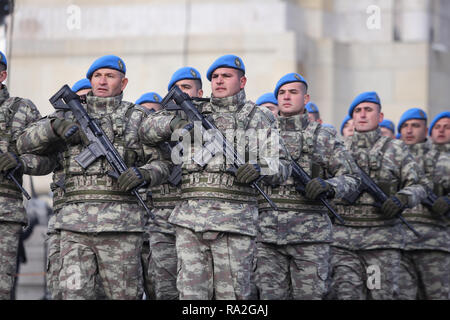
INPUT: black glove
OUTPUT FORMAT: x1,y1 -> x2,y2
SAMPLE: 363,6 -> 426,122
235,163 -> 261,184
305,178 -> 334,200
118,167 -> 151,192
51,118 -> 84,145
0,152 -> 22,173
381,194 -> 408,219
431,196 -> 450,218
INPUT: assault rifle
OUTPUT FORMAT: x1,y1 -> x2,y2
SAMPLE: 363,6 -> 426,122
0,150 -> 31,200
49,85 -> 154,219
347,164 -> 421,238
160,86 -> 278,210
290,160 -> 345,224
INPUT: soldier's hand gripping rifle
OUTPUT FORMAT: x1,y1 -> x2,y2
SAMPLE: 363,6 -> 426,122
290,160 -> 345,224
161,86 -> 278,210
49,85 -> 154,219
0,150 -> 31,200
349,164 -> 421,238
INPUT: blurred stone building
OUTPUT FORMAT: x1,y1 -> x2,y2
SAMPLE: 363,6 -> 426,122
1,0 -> 450,194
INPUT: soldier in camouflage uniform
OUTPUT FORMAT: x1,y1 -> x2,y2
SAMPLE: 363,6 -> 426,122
139,54 -> 290,300
396,111 -> 450,300
255,73 -> 360,300
17,55 -> 171,300
0,51 -> 56,299
141,67 -> 204,300
330,92 -> 428,300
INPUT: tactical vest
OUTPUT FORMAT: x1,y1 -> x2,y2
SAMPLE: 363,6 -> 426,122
338,134 -> 398,226
61,100 -> 145,205
403,141 -> 446,226
180,99 -> 260,204
258,116 -> 327,211
0,97 -> 24,201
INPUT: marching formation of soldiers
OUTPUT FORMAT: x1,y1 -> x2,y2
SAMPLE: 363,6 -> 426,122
0,51 -> 448,300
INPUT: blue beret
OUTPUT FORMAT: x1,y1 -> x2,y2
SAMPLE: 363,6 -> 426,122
305,102 -> 319,113
397,108 -> 427,133
135,92 -> 163,105
0,51 -> 6,68
256,92 -> 278,106
274,73 -> 308,98
429,111 -> 450,136
348,91 -> 381,117
168,67 -> 202,91
379,119 -> 396,134
86,55 -> 126,79
396,133 -> 401,139
71,78 -> 92,93
340,115 -> 352,134
206,54 -> 245,81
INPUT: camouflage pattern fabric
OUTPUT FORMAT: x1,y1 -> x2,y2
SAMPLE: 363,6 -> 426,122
329,246 -> 403,300
58,230 -> 143,300
331,128 -> 427,300
256,241 -> 330,300
175,226 -> 255,300
148,229 -> 178,299
141,235 -> 156,300
398,141 -> 450,300
401,250 -> 450,300
255,112 -> 359,300
0,222 -> 22,300
45,229 -> 62,300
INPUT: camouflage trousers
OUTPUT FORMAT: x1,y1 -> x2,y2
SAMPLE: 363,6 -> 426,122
398,250 -> 450,300
175,226 -> 255,300
149,231 -> 178,300
58,230 -> 144,300
329,246 -> 403,300
46,231 -> 62,300
256,242 -> 330,300
0,222 -> 22,300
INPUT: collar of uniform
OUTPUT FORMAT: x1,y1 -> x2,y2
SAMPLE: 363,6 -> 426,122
352,127 -> 382,149
0,84 -> 10,105
85,91 -> 123,115
277,111 -> 309,131
433,142 -> 450,153
208,89 -> 246,113
408,139 -> 432,156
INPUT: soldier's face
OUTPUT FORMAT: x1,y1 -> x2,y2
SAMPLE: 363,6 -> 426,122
400,119 -> 427,145
380,127 -> 395,139
260,103 -> 279,118
431,117 -> 450,145
352,103 -> 383,132
211,68 -> 246,98
141,102 -> 161,112
175,79 -> 203,98
91,68 -> 128,97
277,82 -> 310,117
342,119 -> 354,137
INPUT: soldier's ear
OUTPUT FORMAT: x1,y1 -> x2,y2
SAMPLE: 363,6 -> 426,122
378,111 -> 384,123
120,77 -> 128,91
197,89 -> 204,98
239,76 -> 247,89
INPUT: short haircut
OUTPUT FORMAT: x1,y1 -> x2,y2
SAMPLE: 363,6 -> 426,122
0,64 -> 6,72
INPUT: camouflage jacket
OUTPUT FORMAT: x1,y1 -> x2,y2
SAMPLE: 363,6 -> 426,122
401,141 -> 450,252
335,128 -> 427,226
16,92 -> 171,233
257,112 -> 360,245
0,85 -> 52,224
139,89 -> 290,236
